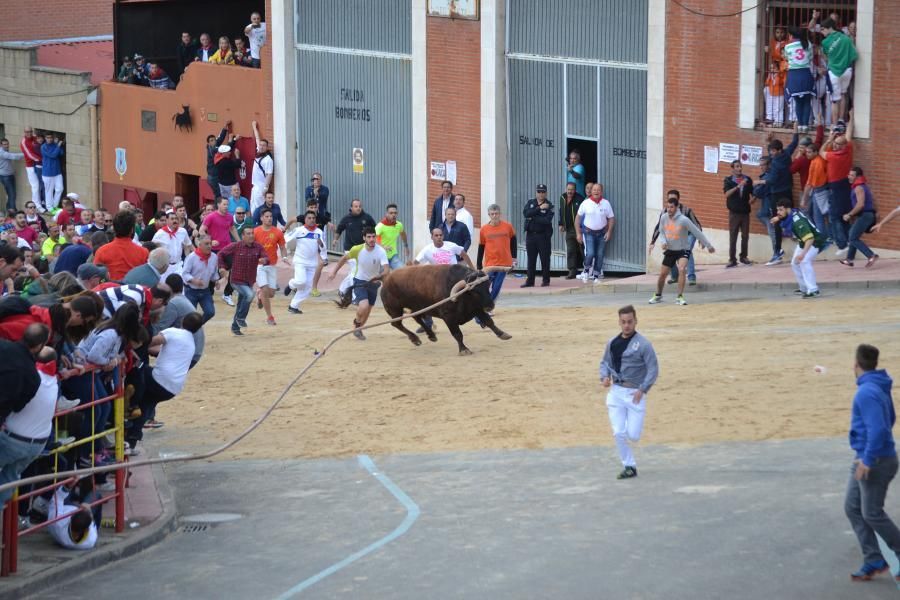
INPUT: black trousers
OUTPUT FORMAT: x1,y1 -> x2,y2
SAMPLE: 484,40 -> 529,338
564,229 -> 583,272
525,232 -> 552,284
728,212 -> 750,262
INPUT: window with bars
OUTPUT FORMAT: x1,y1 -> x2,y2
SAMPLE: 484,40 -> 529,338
756,0 -> 857,129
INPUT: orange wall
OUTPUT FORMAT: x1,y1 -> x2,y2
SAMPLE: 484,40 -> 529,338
0,0 -> 112,42
99,61 -> 273,195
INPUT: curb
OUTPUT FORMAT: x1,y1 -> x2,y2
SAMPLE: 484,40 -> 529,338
7,461 -> 176,599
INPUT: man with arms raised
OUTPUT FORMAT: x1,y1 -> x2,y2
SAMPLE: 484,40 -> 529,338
328,227 -> 389,340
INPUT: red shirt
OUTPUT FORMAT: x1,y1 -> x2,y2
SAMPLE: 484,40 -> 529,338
93,237 -> 150,281
218,241 -> 267,286
15,225 -> 37,244
20,136 -> 41,168
825,142 -> 853,183
203,211 -> 235,250
55,208 -> 82,227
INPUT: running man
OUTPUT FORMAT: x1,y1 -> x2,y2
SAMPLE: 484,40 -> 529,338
599,305 -> 659,479
771,198 -> 827,298
284,210 -> 324,315
648,195 -> 715,306
253,207 -> 288,325
413,227 -> 474,332
375,203 -> 408,271
328,227 -> 389,340
476,203 -> 516,302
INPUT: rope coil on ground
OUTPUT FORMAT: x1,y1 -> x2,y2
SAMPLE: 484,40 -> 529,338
0,273 -> 494,496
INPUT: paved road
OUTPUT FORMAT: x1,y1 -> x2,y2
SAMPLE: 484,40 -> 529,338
41,438 -> 900,600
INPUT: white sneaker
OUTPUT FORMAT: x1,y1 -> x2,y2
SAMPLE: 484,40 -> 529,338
834,247 -> 848,259
125,445 -> 141,457
31,495 -> 49,516
221,294 -> 235,306
56,396 -> 80,411
56,435 -> 76,446
96,481 -> 116,492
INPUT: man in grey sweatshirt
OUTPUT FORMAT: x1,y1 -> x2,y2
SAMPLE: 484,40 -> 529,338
649,196 -> 715,305
0,138 -> 25,212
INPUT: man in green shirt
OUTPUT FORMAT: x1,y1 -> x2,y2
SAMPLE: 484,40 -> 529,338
773,198 -> 827,298
821,17 -> 857,127
374,203 -> 407,270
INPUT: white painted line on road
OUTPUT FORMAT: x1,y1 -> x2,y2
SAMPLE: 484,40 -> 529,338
273,455 -> 420,598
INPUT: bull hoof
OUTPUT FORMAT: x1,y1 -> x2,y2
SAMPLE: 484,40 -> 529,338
458,348 -> 473,356
498,332 -> 512,340
409,337 -> 422,346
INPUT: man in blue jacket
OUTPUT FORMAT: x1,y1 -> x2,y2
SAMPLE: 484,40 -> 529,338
40,133 -> 65,211
757,124 -> 800,266
845,344 -> 900,582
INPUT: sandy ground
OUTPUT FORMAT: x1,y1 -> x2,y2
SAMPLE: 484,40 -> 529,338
154,293 -> 900,459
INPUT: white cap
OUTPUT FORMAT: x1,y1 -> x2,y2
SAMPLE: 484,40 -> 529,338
66,192 -> 80,200
217,145 -> 231,153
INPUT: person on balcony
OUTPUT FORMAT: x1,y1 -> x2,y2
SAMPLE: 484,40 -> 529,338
148,63 -> 175,90
175,31 -> 198,79
209,36 -> 235,65
194,33 -> 214,63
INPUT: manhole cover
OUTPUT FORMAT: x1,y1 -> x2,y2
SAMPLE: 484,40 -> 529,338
180,513 -> 243,524
179,524 -> 209,533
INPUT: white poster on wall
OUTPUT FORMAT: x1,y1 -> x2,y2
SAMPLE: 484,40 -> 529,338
704,146 -> 719,174
446,160 -> 457,185
740,144 -> 763,166
430,161 -> 446,180
718,143 -> 740,163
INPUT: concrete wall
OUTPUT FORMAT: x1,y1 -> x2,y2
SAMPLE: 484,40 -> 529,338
0,45 -> 95,207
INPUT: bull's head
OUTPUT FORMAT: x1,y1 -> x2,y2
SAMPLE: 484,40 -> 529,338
466,270 -> 494,311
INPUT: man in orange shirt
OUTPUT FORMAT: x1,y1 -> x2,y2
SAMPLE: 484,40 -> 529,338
92,211 -> 148,282
820,112 -> 854,255
801,142 -> 830,244
252,208 -> 288,325
477,203 -> 517,303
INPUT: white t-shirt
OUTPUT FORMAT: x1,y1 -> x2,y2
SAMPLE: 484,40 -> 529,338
247,23 -> 267,59
285,226 -> 324,267
152,328 -> 195,395
47,488 -> 98,550
455,207 -> 475,242
251,152 -> 273,189
577,198 -> 615,231
5,364 -> 57,439
416,241 -> 464,265
152,227 -> 190,264
348,243 -> 388,281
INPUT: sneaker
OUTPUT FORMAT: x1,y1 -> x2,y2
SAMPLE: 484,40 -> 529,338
802,290 -> 820,299
688,278 -> 696,286
520,282 -> 534,288
222,294 -> 235,306
143,419 -> 164,429
236,319 -> 248,328
55,435 -> 76,446
793,289 -> 804,295
617,466 -> 638,479
17,516 -> 31,531
231,327 -> 243,336
96,481 -> 116,492
839,259 -> 854,267
334,290 -> 353,309
283,285 -> 292,297
287,307 -> 302,314
765,254 -> 783,266
257,296 -> 263,309
540,281 -> 550,287
31,496 -> 49,516
866,255 -> 879,268
56,396 -> 80,411
676,295 -> 688,305
725,261 -> 738,268
267,316 -> 277,326
310,288 -> 321,297
648,294 -> 663,304
666,278 -> 677,285
578,272 -> 589,282
739,257 -> 753,266
850,559 -> 889,581
353,328 -> 366,341
124,445 -> 141,457
776,248 -> 785,260
834,247 -> 848,259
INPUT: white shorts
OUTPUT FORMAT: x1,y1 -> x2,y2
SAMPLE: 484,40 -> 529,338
828,68 -> 853,102
256,265 -> 279,289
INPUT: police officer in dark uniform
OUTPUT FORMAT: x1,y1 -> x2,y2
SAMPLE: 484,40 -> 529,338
522,183 -> 555,287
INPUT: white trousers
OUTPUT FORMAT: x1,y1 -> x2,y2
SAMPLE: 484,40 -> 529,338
160,262 -> 183,282
42,174 -> 63,210
764,89 -> 784,124
606,384 -> 646,468
289,263 -> 316,309
791,245 -> 819,293
250,185 -> 266,215
338,258 -> 356,294
25,167 -> 41,206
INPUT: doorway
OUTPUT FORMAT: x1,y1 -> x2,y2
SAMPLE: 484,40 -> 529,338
567,138 -> 597,194
175,173 -> 200,215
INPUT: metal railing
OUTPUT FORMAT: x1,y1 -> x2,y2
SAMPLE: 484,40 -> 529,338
1,362 -> 126,576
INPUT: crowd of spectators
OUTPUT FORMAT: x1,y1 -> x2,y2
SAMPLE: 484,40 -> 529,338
117,12 -> 266,89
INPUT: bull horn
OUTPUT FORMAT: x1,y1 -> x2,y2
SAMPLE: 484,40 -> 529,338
449,279 -> 467,301
481,266 -> 512,273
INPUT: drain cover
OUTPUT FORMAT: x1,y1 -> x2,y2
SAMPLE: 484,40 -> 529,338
179,524 -> 209,533
180,513 -> 243,524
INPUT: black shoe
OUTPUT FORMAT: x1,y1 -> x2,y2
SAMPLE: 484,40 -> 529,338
415,326 -> 425,333
236,319 -> 248,328
520,282 -> 534,288
566,270 -> 577,280
231,327 -> 243,336
617,466 -> 638,479
334,290 -> 352,309
541,281 -> 550,287
725,261 -> 737,268
283,285 -> 292,297
287,307 -> 302,314
739,257 -> 752,265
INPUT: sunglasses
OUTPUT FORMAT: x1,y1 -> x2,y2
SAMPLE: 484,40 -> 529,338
311,178 -> 320,181
235,212 -> 246,215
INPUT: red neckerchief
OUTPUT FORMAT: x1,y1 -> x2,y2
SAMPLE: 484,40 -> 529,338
194,248 -> 210,263
213,152 -> 230,165
161,225 -> 178,238
36,361 -> 57,376
850,175 -> 868,189
304,225 -> 317,232
589,196 -> 601,204
140,287 -> 153,326
380,218 -> 395,226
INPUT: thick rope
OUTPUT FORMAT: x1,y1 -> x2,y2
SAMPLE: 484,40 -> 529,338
0,273 -> 493,495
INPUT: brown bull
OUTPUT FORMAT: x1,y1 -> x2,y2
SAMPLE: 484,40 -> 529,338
380,264 -> 511,355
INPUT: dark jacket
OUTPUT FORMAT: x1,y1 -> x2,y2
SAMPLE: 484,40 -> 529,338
764,134 -> 799,197
0,340 -> 40,421
206,128 -> 228,176
523,198 -> 555,235
336,211 -> 376,251
429,194 -> 455,232
304,185 -> 330,225
176,41 -> 199,77
723,175 -> 754,214
252,203 -> 287,227
215,156 -> 242,187
442,220 -> 471,251
558,192 -> 584,231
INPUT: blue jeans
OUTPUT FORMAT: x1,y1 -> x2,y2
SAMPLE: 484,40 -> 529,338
671,234 -> 696,281
185,286 -> 215,323
488,270 -> 506,302
388,254 -> 404,270
232,283 -> 254,328
829,180 -> 851,249
583,229 -> 607,277
756,198 -> 782,254
0,431 -> 46,504
846,212 -> 876,261
0,174 -> 15,212
808,190 -> 830,239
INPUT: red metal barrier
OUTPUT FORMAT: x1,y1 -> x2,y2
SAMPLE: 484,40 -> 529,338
1,362 -> 127,576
